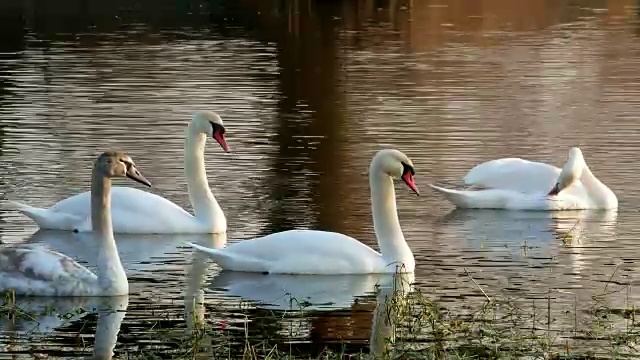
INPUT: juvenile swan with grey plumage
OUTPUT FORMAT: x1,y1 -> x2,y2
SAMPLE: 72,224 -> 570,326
10,111 -> 230,234
0,151 -> 151,296
187,149 -> 419,274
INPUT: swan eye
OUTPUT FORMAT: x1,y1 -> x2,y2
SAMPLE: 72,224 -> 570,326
400,162 -> 415,176
210,122 -> 225,135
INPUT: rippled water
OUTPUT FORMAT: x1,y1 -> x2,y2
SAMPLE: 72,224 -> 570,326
2,0 -> 640,358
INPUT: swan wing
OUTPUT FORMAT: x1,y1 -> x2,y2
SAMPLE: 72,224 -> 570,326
9,200 -> 84,230
19,187 -> 200,233
73,206 -> 201,234
464,158 -> 561,194
53,187 -> 193,218
187,242 -> 269,273
429,184 -> 593,210
0,246 -> 97,296
429,184 -> 519,209
188,230 -> 386,274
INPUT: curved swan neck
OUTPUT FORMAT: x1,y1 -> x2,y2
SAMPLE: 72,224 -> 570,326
558,154 -> 584,191
580,164 -> 617,206
184,124 -> 224,223
369,169 -> 414,271
91,171 -> 127,293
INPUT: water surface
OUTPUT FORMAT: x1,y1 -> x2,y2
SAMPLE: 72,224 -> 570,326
1,0 -> 640,358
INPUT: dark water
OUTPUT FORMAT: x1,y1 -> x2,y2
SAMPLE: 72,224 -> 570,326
1,0 -> 640,358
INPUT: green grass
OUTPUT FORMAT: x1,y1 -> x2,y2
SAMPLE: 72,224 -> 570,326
124,276 -> 640,359
0,290 -> 87,322
2,276 -> 640,359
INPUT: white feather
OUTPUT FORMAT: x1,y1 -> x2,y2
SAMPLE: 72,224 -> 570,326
9,112 -> 228,234
430,147 -> 617,210
0,246 -> 98,296
186,149 -> 418,275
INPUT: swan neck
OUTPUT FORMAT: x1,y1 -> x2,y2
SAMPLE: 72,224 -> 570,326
580,163 -> 616,206
184,125 -> 223,223
91,172 -> 113,238
91,171 -> 127,294
580,164 -> 598,185
370,171 -> 414,271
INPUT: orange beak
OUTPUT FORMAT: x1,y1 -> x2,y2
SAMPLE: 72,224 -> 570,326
402,172 -> 419,196
214,131 -> 230,152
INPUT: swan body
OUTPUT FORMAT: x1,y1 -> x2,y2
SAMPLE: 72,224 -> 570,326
188,230 -> 391,274
0,151 -> 151,296
9,111 -> 229,234
187,149 -> 420,275
463,158 -> 561,195
11,187 -> 205,234
429,147 -> 617,210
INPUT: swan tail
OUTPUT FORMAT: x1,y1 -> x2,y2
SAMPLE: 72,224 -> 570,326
185,242 -> 269,273
428,184 -> 474,208
186,242 -> 224,257
7,201 -> 80,230
6,200 -> 32,211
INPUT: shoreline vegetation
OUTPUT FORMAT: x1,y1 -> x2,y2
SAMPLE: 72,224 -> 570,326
1,271 -> 639,359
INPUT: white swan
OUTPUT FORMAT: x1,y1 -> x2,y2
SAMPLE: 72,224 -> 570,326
187,148 -> 419,274
0,151 -> 151,296
9,111 -> 229,234
429,147 -> 617,210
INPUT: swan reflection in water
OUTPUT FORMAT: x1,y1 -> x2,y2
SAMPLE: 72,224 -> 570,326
0,295 -> 128,359
209,272 -> 391,311
437,208 -> 618,269
184,233 -> 227,337
186,247 -> 415,357
435,208 -> 629,350
2,231 -> 227,359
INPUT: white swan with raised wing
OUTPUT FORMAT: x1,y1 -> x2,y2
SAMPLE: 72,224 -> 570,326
187,149 -> 419,275
0,151 -> 151,296
429,147 -> 617,210
10,111 -> 229,234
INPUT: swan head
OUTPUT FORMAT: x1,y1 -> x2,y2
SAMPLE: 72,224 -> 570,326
192,111 -> 230,152
548,147 -> 584,196
95,151 -> 151,187
372,149 -> 419,195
